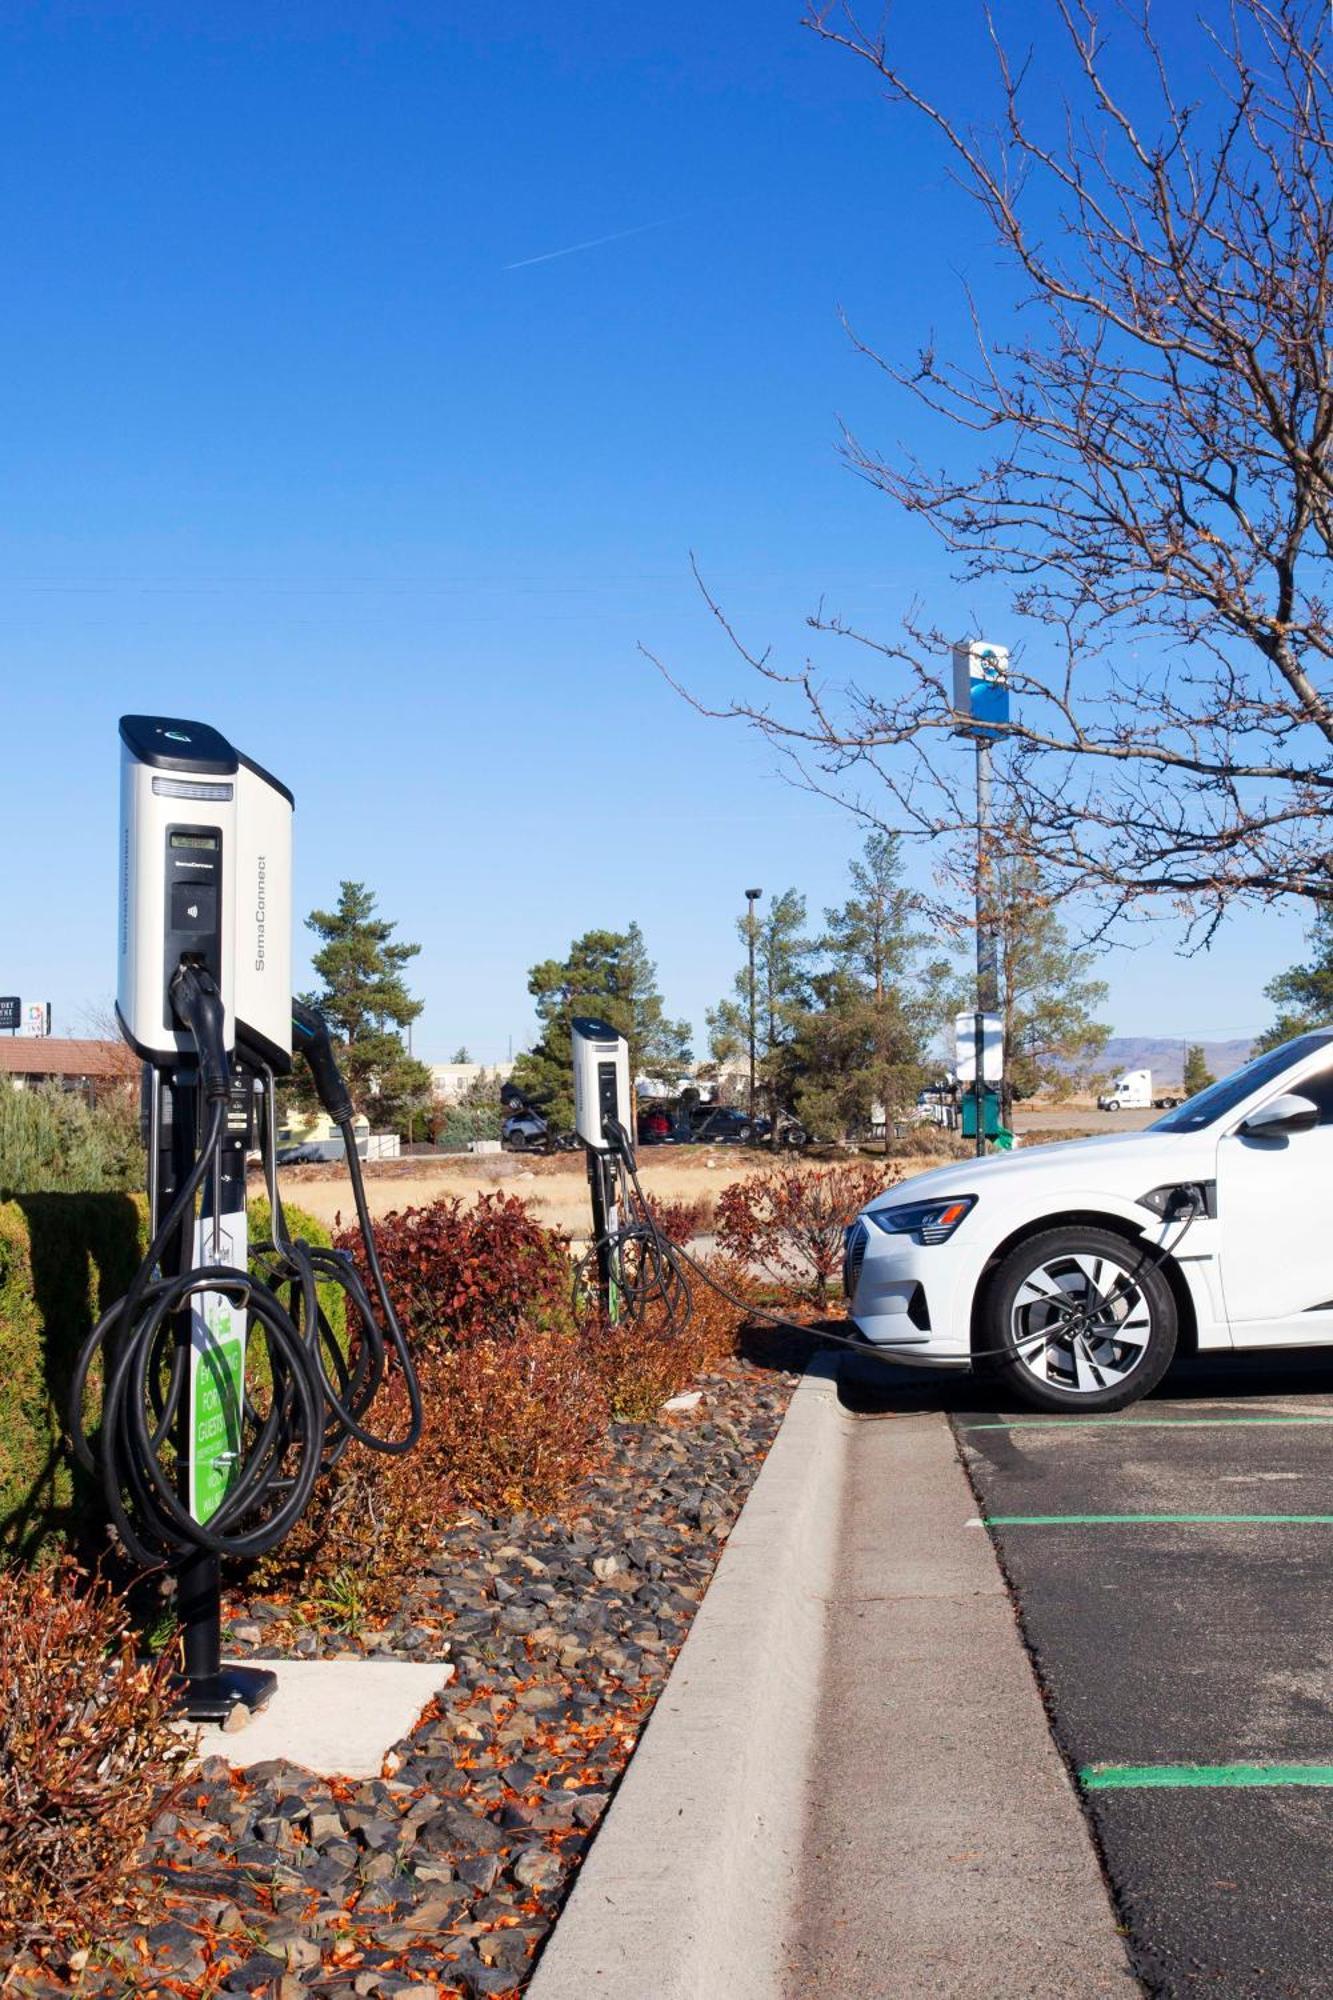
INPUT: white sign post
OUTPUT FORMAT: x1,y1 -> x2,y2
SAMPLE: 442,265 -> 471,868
954,1011 -> 1003,1084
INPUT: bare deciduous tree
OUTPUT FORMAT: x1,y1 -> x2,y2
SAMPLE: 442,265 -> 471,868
653,0 -> 1333,941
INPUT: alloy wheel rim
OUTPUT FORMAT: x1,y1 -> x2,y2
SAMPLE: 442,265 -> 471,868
1010,1251 -> 1153,1394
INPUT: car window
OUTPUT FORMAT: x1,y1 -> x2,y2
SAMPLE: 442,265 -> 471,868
1151,1032 -> 1333,1132
1279,1060 -> 1333,1125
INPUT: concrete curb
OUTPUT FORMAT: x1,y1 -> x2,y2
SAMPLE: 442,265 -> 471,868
528,1357 -> 846,2000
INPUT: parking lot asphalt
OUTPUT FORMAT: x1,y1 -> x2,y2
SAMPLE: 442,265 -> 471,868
899,1349 -> 1333,1999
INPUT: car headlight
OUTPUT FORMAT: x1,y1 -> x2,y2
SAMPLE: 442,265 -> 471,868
865,1195 -> 977,1245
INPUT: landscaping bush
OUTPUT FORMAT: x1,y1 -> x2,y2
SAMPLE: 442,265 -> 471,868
643,1194 -> 713,1244
716,1156 -> 898,1304
0,1560 -> 189,1956
584,1252 -> 756,1420
338,1193 -> 573,1348
431,1104 -> 504,1151
0,1192 -> 146,1561
0,1084 -> 141,1197
256,1321 -> 607,1615
888,1125 -> 973,1160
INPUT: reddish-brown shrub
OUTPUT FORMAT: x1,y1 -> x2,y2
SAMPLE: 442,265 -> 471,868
0,1561 -> 190,1954
338,1193 -> 573,1349
643,1194 -> 713,1245
255,1323 -> 607,1614
716,1156 -> 900,1303
584,1253 -> 755,1419
430,1324 -> 607,1514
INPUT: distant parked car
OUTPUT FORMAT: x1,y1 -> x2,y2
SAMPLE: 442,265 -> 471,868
690,1106 -> 758,1144
638,1104 -> 673,1144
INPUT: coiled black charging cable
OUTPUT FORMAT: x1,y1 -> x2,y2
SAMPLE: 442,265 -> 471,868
69,975 -> 422,1569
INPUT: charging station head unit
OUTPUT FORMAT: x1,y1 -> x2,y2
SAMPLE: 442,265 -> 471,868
118,715 -> 238,1063
571,1016 -> 632,1151
233,752 -> 294,1072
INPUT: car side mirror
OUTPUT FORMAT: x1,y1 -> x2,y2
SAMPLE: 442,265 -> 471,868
1238,1092 -> 1320,1139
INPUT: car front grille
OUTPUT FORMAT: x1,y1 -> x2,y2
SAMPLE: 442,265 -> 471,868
843,1221 -> 868,1304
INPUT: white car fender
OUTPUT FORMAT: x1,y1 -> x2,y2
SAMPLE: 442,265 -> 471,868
942,1181 -> 1226,1353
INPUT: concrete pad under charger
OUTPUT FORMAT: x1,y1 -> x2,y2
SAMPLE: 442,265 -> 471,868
186,1658 -> 453,1777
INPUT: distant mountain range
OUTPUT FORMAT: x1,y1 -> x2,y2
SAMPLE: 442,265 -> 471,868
1097,1036 -> 1253,1085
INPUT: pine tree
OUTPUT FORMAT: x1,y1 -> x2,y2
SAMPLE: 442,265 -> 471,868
790,836 -> 945,1147
991,859 -> 1111,1102
706,890 -> 815,1121
1183,1044 -> 1215,1095
511,923 -> 691,1130
1254,909 -> 1333,1052
300,881 -> 433,1131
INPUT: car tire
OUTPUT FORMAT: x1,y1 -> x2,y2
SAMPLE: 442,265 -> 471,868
981,1225 -> 1178,1413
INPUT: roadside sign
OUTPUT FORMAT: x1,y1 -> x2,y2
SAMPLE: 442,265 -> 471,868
0,997 -> 18,1032
961,1087 -> 1002,1138
955,1011 -> 1003,1083
23,1002 -> 51,1038
952,639 -> 1010,739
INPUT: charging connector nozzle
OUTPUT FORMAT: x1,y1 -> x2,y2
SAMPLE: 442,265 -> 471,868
169,962 -> 231,1101
292,999 -> 356,1124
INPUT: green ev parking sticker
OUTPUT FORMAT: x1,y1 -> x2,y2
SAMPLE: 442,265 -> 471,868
189,1218 -> 247,1524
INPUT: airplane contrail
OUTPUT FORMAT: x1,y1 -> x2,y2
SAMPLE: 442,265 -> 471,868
503,218 -> 671,271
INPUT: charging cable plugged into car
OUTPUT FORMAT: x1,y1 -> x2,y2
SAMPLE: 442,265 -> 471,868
563,1025 -> 1209,1408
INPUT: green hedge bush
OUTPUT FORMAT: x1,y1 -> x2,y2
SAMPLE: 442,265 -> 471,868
0,1190 -> 334,1562
0,1083 -> 142,1196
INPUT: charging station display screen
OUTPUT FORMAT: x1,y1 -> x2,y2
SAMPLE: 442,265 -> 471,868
171,831 -> 218,850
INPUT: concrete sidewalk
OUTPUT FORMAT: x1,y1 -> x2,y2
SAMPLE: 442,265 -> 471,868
531,1358 -> 1135,1999
784,1391 -> 1135,1998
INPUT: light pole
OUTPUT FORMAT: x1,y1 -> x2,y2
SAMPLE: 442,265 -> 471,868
745,888 -> 762,1129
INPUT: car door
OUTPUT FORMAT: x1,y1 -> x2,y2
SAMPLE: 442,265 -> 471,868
1217,1057 -> 1333,1342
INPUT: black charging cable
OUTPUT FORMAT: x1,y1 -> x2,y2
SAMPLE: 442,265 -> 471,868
69,975 -> 423,1570
572,1121 -> 694,1334
70,966 -> 326,1566
261,1001 -> 423,1458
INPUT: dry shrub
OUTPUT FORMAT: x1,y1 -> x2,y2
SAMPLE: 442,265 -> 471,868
889,1126 -> 974,1160
644,1194 -> 713,1244
716,1155 -> 900,1303
584,1252 -> 754,1420
430,1325 -> 607,1514
0,1561 -> 189,1956
257,1323 -> 607,1614
340,1193 -> 573,1349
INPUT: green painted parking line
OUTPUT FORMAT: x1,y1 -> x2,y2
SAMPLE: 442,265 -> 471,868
1083,1763 -> 1333,1790
961,1416 -> 1333,1433
986,1513 -> 1333,1526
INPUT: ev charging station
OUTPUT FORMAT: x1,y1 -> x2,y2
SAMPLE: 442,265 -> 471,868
572,1016 -> 634,1320
72,715 -> 422,1725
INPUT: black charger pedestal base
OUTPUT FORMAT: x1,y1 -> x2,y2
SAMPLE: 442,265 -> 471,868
174,1548 -> 277,1723
176,1665 -> 278,1725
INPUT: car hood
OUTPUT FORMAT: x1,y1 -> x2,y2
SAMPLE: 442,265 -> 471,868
860,1127 -> 1215,1217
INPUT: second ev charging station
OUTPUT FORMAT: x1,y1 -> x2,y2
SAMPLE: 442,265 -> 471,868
572,1016 -> 633,1321
72,716 -> 422,1724
571,1017 -> 691,1335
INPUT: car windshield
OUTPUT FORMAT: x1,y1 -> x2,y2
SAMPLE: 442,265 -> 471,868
1150,1031 -> 1333,1133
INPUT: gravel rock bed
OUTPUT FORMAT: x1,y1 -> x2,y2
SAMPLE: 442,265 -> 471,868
8,1356 -> 797,1999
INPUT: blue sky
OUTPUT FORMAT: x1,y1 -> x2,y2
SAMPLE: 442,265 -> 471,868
0,1 -> 1308,1060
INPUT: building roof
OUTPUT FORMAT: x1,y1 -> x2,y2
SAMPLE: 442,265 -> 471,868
0,1037 -> 139,1080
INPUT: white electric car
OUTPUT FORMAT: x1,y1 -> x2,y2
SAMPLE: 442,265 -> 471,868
845,1029 -> 1333,1412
